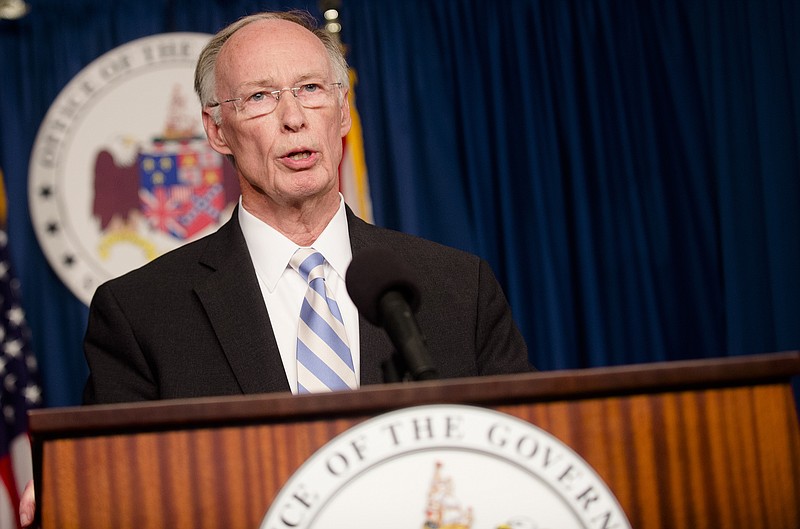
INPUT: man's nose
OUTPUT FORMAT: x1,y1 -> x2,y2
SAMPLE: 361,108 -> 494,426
276,91 -> 307,131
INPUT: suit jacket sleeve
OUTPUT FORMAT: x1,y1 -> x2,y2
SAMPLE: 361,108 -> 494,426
83,282 -> 159,404
474,257 -> 532,375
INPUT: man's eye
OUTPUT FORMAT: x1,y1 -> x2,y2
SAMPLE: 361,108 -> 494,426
301,83 -> 321,93
249,92 -> 267,102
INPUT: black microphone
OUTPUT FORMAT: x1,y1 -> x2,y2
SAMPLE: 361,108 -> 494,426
345,248 -> 438,382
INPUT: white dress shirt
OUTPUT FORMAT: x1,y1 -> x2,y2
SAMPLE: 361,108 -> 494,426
238,196 -> 360,394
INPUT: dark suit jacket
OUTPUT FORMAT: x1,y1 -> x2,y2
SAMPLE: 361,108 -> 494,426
83,208 -> 530,404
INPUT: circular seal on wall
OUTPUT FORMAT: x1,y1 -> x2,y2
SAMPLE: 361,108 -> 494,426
262,404 -> 631,529
28,33 -> 240,306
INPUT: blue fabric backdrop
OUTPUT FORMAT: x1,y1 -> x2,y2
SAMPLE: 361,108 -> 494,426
1,0 -> 799,407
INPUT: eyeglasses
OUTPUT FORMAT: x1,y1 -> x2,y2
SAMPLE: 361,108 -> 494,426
208,82 -> 343,118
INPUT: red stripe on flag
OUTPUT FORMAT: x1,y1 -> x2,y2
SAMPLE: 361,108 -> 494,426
0,453 -> 21,528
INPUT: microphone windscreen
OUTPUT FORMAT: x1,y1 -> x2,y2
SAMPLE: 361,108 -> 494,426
345,248 -> 421,325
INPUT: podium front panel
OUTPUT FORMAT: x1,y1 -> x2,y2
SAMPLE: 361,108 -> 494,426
33,355 -> 800,529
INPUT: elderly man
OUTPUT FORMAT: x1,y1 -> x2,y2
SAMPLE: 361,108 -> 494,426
78,10 -> 531,403
21,10 -> 531,525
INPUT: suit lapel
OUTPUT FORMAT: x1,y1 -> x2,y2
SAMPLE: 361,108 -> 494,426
194,212 -> 290,394
190,207 -> 392,393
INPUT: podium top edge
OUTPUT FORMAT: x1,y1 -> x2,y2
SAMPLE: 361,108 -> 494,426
29,351 -> 800,437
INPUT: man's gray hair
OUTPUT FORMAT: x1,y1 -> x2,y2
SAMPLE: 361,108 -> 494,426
194,10 -> 349,123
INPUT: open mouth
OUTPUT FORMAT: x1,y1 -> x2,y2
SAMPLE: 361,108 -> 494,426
287,150 -> 312,161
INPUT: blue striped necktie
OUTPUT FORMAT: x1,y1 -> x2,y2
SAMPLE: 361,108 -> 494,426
289,248 -> 357,393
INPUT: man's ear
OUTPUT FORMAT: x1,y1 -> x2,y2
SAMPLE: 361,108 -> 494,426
202,109 -> 233,155
340,87 -> 353,138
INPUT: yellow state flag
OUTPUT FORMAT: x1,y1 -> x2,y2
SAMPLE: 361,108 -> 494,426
340,69 -> 374,223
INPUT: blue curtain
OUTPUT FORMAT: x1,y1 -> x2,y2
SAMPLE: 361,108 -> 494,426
2,0 -> 799,406
341,0 -> 800,371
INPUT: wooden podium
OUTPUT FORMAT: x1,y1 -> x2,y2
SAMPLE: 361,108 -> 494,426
29,352 -> 800,528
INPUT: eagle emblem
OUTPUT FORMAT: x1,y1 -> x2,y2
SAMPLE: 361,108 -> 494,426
92,85 -> 239,259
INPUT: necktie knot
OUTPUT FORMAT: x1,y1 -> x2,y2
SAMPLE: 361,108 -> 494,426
290,247 -> 325,285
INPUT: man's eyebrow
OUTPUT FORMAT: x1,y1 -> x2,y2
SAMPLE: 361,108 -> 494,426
232,78 -> 275,92
232,73 -> 329,91
293,73 -> 328,83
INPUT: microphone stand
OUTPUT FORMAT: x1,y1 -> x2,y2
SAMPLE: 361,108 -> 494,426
378,291 -> 438,383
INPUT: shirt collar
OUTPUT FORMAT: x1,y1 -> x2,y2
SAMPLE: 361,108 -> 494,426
238,195 -> 352,291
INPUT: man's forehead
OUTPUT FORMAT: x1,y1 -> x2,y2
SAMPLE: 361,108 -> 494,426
217,19 -> 330,87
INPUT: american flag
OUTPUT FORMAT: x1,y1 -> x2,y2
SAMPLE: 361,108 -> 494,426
0,170 -> 42,528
